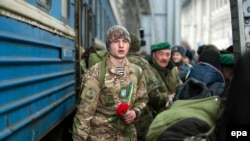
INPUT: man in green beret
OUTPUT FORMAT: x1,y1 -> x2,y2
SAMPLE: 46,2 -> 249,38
149,41 -> 183,105
139,42 -> 182,140
130,42 -> 181,140
127,34 -> 175,141
220,53 -> 235,91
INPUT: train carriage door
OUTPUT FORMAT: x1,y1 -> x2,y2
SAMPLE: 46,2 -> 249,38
75,0 -> 83,95
75,0 -> 94,96
82,0 -> 93,49
87,0 -> 94,46
91,0 -> 97,41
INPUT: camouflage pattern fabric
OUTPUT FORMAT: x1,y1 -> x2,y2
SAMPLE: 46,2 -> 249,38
128,54 -> 175,141
164,66 -> 183,94
149,59 -> 183,95
72,57 -> 148,141
128,54 -> 169,112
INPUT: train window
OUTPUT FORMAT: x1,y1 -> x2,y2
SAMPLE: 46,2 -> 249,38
62,0 -> 70,20
36,0 -> 51,10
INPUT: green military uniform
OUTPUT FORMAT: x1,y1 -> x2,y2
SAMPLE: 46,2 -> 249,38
133,42 -> 182,140
149,59 -> 182,97
127,34 -> 179,141
127,35 -> 172,111
149,42 -> 183,97
128,53 -> 170,141
72,57 -> 148,141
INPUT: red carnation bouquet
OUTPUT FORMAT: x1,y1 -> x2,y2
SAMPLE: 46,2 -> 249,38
114,82 -> 134,137
107,81 -> 134,123
116,102 -> 130,117
116,102 -> 132,137
116,81 -> 134,117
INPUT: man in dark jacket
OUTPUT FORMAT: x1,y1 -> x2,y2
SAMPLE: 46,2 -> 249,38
189,44 -> 225,96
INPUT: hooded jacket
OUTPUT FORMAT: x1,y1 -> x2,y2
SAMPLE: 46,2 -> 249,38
189,62 -> 225,95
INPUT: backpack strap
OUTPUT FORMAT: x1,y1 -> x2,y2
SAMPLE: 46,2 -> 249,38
99,60 -> 106,88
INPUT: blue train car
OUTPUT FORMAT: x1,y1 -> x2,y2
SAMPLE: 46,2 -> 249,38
0,0 -> 76,140
0,0 -> 116,140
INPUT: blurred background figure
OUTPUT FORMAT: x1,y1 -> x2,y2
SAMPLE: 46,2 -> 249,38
197,44 -> 206,57
188,44 -> 225,96
183,48 -> 196,66
220,53 -> 235,87
140,51 -> 151,61
216,51 -> 250,141
225,45 -> 234,54
171,45 -> 193,82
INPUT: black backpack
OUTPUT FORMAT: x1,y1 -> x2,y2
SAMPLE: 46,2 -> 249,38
146,78 -> 221,141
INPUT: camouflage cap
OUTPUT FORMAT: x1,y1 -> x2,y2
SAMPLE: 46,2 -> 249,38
129,33 -> 141,52
106,25 -> 131,44
151,42 -> 171,52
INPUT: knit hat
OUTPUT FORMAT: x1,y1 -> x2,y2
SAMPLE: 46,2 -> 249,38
106,25 -> 131,45
185,49 -> 193,60
199,49 -> 221,69
220,54 -> 234,67
171,45 -> 186,56
151,42 -> 171,52
129,33 -> 141,52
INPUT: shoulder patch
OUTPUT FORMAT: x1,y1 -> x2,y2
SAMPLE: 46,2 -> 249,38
81,80 -> 100,103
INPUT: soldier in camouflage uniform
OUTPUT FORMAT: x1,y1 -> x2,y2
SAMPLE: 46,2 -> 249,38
127,34 -> 180,141
72,25 -> 148,141
127,33 -> 156,141
149,42 -> 183,107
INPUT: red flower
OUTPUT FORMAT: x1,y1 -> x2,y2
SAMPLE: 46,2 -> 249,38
116,102 -> 130,117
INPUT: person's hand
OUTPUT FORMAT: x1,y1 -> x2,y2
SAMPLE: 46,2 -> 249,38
168,93 -> 175,99
122,110 -> 136,124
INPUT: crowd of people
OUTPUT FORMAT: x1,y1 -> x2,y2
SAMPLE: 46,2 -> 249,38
72,24 -> 249,141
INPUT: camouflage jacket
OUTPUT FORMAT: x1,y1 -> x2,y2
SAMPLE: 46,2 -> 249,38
128,54 -> 175,140
149,59 -> 183,97
127,54 -> 170,113
72,57 -> 148,141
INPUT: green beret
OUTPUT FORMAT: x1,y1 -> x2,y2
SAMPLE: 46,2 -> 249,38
151,42 -> 171,52
220,54 -> 234,67
129,33 -> 141,52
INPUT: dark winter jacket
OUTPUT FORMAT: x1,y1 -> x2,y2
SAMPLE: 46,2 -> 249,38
174,61 -> 192,82
189,62 -> 225,96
